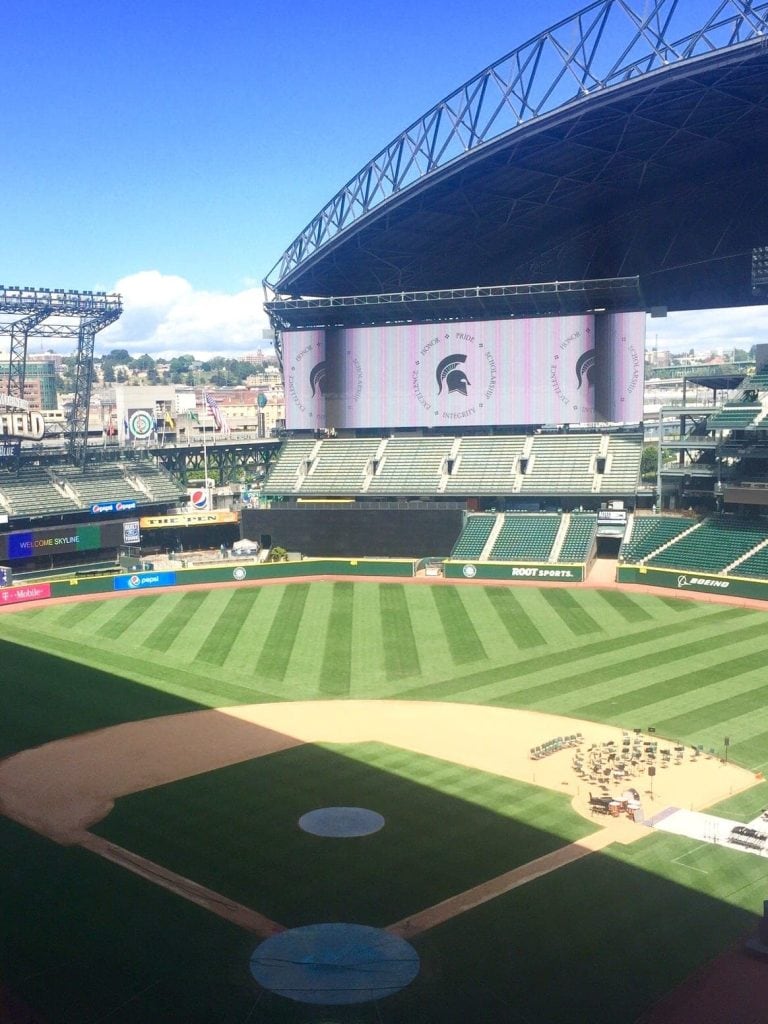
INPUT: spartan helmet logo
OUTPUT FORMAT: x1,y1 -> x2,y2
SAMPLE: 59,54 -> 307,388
575,349 -> 595,391
309,361 -> 327,397
436,354 -> 470,396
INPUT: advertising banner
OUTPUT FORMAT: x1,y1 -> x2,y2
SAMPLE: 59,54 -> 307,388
0,582 -> 51,605
113,571 -> 177,591
282,312 -> 644,430
445,561 -> 584,581
139,511 -> 239,529
90,500 -> 138,515
617,564 -> 768,601
0,521 -> 136,561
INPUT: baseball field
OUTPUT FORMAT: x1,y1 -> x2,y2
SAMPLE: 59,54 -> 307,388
1,580 -> 768,1023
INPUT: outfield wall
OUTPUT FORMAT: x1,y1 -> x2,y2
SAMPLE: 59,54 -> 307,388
444,561 -> 584,582
241,507 -> 464,558
617,564 -> 768,600
0,558 -> 415,605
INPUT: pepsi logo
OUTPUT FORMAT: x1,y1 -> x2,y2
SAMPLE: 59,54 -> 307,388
128,575 -> 141,588
191,489 -> 208,509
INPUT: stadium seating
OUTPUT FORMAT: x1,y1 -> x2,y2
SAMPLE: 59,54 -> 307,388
450,514 -> 496,560
619,515 -> 697,563
127,464 -> 186,503
64,465 -> 145,506
558,513 -> 598,562
0,460 -> 185,520
366,437 -> 453,496
489,514 -> 560,561
600,435 -> 643,493
443,436 -> 527,494
263,438 -> 319,494
299,439 -> 382,495
729,541 -> 768,580
519,435 -> 600,495
707,404 -> 762,429
0,465 -> 79,517
262,433 -> 643,499
647,514 -> 768,573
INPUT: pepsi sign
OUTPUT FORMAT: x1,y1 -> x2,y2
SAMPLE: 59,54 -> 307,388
114,571 -> 177,591
188,488 -> 208,510
91,500 -> 138,515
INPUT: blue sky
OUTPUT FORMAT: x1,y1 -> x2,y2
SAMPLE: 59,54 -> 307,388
2,0 -> 765,356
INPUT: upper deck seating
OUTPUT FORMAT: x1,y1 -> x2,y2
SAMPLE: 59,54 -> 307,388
707,404 -> 762,429
519,435 -> 600,495
601,435 -> 643,493
366,438 -> 452,496
443,436 -> 526,494
263,439 -> 319,494
0,465 -> 78,517
300,439 -> 381,495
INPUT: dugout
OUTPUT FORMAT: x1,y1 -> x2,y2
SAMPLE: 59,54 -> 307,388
241,505 -> 464,558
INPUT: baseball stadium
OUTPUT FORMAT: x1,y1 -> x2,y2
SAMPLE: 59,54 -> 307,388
2,2 -> 768,1021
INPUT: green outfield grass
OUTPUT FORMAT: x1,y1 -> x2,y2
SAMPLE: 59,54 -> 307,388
93,742 -> 595,927
1,582 -> 768,1023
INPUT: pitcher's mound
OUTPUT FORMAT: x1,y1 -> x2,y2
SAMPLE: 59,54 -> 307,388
298,806 -> 385,837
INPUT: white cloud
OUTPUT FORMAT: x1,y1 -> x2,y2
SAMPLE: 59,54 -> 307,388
649,305 -> 768,354
97,272 -> 766,362
98,270 -> 272,358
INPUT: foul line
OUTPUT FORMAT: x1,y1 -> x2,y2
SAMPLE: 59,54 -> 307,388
386,829 -> 618,938
79,832 -> 285,938
671,843 -> 711,874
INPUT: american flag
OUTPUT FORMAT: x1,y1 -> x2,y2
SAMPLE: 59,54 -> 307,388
205,392 -> 229,433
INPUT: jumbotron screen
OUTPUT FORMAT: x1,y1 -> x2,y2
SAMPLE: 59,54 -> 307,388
282,312 -> 644,430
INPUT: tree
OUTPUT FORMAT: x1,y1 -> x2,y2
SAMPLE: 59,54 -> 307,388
169,354 -> 196,375
640,444 -> 658,479
102,361 -> 116,383
104,348 -> 133,364
133,353 -> 155,371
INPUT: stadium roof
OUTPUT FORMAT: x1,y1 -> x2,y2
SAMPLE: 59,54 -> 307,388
265,275 -> 643,330
266,0 -> 768,314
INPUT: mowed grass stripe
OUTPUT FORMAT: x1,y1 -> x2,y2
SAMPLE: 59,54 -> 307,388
593,589 -> 653,624
142,592 -> 210,653
575,642 -> 768,720
654,675 -> 768,736
56,601 -> 103,627
430,587 -> 486,665
484,587 -> 545,648
96,595 -> 161,639
379,583 -> 420,680
255,583 -> 310,681
658,596 -> 697,612
195,589 -> 262,666
538,589 -> 603,635
402,606 -> 745,701
496,615 -> 768,710
319,582 -> 354,695
0,624 -> 282,705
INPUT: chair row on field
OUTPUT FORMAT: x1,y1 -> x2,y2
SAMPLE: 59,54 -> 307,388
729,825 -> 768,852
530,734 -> 583,759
